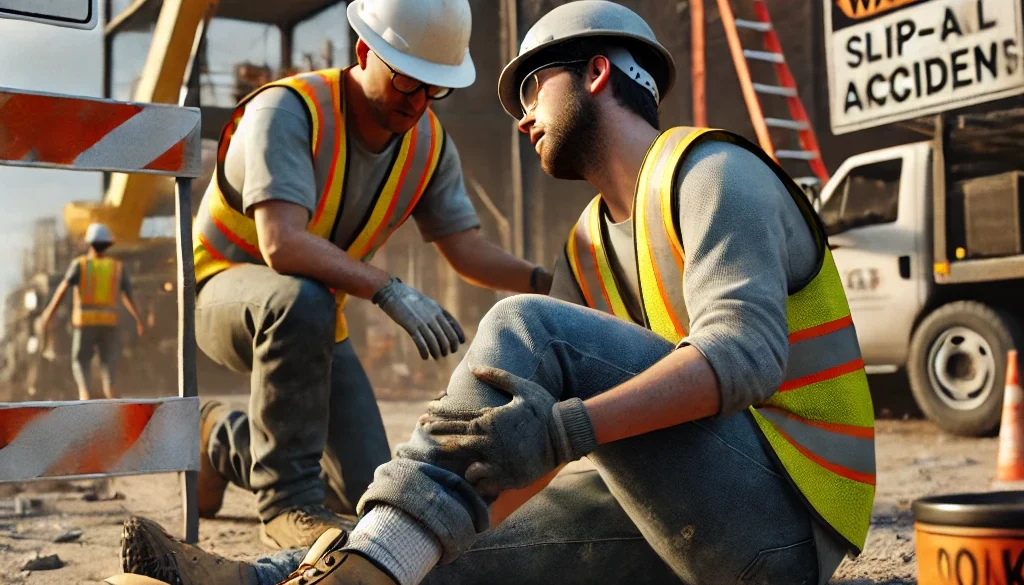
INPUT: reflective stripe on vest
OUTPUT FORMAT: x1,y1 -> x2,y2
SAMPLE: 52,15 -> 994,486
192,68 -> 446,342
73,256 -> 121,327
563,126 -> 875,552
565,197 -> 632,322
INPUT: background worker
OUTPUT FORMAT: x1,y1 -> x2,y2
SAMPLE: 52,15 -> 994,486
115,2 -> 873,585
38,222 -> 145,400
191,0 -> 552,550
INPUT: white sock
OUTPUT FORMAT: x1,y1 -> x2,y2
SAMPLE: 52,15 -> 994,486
345,505 -> 443,585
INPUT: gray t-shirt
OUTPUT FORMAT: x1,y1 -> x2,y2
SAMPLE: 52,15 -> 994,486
63,258 -> 133,301
548,140 -> 849,578
220,87 -> 480,247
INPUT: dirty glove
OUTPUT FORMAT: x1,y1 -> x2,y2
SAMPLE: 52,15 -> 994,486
420,366 -> 598,500
373,277 -> 465,361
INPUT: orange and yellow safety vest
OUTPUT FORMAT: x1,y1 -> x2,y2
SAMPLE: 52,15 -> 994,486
193,67 -> 446,342
72,256 -> 122,327
565,127 -> 876,553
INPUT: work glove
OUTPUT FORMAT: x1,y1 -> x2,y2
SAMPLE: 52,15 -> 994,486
419,366 -> 598,501
373,277 -> 465,361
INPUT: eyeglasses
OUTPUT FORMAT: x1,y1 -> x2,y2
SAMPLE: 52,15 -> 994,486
376,53 -> 453,100
519,59 -> 590,115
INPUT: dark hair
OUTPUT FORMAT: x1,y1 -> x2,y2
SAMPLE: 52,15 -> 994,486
91,242 -> 112,254
521,38 -> 662,129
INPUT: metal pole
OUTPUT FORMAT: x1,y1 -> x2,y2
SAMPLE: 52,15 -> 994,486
175,177 -> 199,544
281,25 -> 294,72
503,0 -> 525,258
692,0 -> 707,127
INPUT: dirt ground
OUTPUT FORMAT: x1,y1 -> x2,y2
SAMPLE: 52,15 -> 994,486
0,390 -> 1011,585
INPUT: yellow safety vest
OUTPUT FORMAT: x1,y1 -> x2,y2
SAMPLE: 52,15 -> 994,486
565,127 -> 876,553
72,256 -> 122,327
193,67 -> 446,342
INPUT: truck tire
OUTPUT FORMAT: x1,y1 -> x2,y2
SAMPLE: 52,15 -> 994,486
908,301 -> 1022,437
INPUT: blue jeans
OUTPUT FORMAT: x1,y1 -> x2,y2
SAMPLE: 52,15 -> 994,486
254,295 -> 823,584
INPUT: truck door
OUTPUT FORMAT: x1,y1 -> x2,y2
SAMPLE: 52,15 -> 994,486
818,148 -> 926,368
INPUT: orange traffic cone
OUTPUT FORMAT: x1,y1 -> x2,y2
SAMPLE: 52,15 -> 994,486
996,350 -> 1024,481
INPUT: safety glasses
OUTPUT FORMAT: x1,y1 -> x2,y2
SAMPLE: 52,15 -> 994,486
376,53 -> 453,100
518,59 -> 590,115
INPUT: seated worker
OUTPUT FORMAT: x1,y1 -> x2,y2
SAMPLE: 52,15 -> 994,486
109,1 -> 874,584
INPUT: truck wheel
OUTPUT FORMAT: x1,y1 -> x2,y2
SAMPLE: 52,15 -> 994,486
908,301 -> 1021,437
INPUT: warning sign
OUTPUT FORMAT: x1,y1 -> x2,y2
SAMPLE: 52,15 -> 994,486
825,0 -> 1024,134
0,0 -> 97,30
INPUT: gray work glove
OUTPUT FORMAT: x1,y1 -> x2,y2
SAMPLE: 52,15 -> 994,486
419,365 -> 598,501
373,277 -> 465,361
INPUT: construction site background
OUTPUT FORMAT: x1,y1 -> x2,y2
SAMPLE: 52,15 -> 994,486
0,0 -> 990,403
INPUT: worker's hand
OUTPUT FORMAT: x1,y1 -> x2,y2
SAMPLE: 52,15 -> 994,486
136,320 -> 145,337
419,366 -> 598,500
372,277 -> 465,360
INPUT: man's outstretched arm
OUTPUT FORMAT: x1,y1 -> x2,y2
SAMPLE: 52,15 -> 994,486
435,228 -> 552,295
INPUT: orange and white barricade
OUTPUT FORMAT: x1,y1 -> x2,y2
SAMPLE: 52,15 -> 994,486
0,85 -> 203,542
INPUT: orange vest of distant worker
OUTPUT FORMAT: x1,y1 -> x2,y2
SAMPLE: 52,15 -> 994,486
564,127 -> 876,553
72,256 -> 123,327
193,67 -> 446,342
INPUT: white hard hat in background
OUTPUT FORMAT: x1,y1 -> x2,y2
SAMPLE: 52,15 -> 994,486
85,223 -> 114,245
497,0 -> 676,118
347,0 -> 476,89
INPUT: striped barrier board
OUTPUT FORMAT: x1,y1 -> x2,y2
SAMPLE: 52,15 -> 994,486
0,398 -> 199,482
0,86 -> 201,541
0,87 -> 202,177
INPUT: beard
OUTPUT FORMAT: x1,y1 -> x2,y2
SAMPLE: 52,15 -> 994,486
539,79 -> 601,181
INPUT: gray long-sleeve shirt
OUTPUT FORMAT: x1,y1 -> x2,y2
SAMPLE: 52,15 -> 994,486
550,139 -> 818,417
549,140 -> 849,580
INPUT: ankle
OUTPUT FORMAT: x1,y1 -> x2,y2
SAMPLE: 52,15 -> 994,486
343,506 -> 441,585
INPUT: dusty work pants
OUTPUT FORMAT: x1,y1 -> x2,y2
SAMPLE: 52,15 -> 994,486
195,264 -> 391,522
250,295 -> 828,585
71,325 -> 120,399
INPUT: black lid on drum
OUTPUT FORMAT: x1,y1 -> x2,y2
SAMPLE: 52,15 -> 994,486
913,492 -> 1024,529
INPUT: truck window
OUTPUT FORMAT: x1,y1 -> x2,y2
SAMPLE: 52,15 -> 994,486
819,158 -> 902,235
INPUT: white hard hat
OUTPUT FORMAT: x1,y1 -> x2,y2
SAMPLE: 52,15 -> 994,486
497,0 -> 676,119
347,0 -> 476,89
85,223 -> 114,245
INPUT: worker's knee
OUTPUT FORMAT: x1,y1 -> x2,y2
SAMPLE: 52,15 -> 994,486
267,277 -> 336,341
481,294 -> 561,337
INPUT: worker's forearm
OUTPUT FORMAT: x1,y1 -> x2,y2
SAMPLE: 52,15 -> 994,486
262,229 -> 390,299
489,464 -> 565,526
122,294 -> 142,322
440,233 -> 538,293
40,285 -> 68,326
584,345 -> 721,445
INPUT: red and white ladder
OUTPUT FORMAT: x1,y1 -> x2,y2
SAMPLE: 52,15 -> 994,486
714,0 -> 830,185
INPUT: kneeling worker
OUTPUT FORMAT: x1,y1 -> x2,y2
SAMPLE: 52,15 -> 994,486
189,0 -> 552,550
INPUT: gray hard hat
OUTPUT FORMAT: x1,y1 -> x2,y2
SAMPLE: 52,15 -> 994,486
497,0 -> 676,119
85,223 -> 114,245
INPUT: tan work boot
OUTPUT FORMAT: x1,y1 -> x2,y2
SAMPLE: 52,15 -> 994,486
260,504 -> 358,550
120,516 -> 256,585
278,528 -> 397,585
198,400 -> 230,518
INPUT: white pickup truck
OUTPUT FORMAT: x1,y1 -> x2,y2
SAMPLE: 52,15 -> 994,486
813,110 -> 1024,437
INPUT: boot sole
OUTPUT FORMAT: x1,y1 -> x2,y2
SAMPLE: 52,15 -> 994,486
198,400 -> 230,519
120,517 -> 184,585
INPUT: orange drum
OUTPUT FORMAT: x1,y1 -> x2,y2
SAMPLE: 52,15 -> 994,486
913,492 -> 1024,585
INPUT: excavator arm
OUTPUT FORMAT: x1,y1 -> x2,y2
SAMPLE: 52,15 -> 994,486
63,0 -> 217,244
